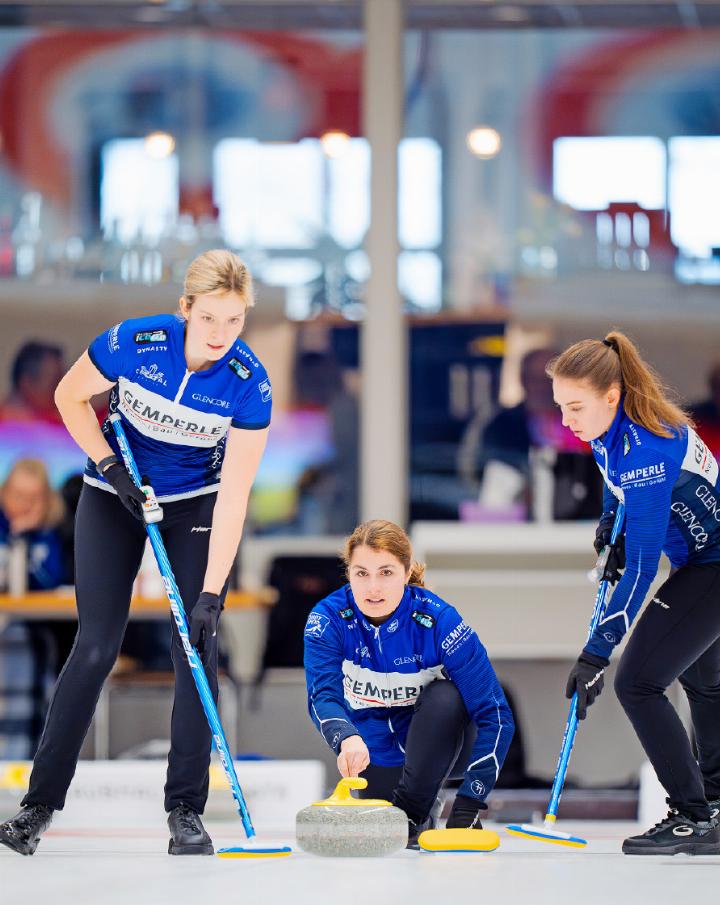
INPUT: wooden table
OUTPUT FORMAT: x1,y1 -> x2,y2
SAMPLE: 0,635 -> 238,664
0,588 -> 278,620
0,588 -> 278,759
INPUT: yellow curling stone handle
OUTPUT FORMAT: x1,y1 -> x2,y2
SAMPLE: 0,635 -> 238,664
312,776 -> 393,807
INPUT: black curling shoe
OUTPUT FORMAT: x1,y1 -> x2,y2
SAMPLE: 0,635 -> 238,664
406,797 -> 443,850
0,804 -> 54,856
167,804 -> 214,855
407,815 -> 434,851
622,809 -> 720,856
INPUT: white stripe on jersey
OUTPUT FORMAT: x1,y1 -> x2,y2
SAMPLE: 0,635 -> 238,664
597,446 -> 625,503
83,474 -> 219,503
342,661 -> 445,710
682,427 -> 719,484
117,377 -> 231,447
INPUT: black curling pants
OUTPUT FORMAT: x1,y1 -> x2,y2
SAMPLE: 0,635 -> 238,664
358,679 -> 476,823
23,484 -> 225,814
614,562 -> 720,822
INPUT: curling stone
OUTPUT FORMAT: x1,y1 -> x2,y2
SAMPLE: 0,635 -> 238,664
296,777 -> 408,857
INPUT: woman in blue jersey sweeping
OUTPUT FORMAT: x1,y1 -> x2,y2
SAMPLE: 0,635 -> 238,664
0,250 -> 271,857
304,519 -> 514,848
553,331 -> 720,856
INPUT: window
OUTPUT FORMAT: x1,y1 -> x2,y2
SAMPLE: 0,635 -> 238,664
100,139 -> 179,244
553,136 -> 666,211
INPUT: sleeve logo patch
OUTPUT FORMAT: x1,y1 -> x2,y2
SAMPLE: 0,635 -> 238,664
259,379 -> 272,402
411,610 -> 435,629
108,323 -> 121,353
441,620 -> 474,655
305,612 -> 330,638
620,462 -> 666,487
134,329 -> 168,344
228,358 -> 252,380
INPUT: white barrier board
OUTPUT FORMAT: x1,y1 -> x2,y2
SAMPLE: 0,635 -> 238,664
0,759 -> 324,832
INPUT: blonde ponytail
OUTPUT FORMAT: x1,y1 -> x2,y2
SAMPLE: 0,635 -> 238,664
182,249 -> 254,311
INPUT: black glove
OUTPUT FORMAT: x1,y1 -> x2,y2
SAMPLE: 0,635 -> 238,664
565,653 -> 609,720
446,794 -> 487,830
102,462 -> 148,521
594,516 -> 625,585
189,592 -> 223,655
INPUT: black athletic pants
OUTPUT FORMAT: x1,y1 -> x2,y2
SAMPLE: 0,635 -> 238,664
614,562 -> 720,822
357,679 -> 477,823
23,484 -> 225,814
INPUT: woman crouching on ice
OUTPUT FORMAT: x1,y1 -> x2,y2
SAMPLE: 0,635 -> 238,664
303,519 -> 514,847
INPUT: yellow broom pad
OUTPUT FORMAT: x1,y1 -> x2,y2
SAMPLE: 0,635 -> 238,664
418,828 -> 500,852
217,847 -> 292,858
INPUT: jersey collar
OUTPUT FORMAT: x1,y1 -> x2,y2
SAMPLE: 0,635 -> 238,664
599,401 -> 627,452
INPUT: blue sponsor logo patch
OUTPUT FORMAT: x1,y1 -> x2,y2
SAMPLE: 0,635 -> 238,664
134,329 -> 167,344
228,358 -> 252,380
411,610 -> 435,629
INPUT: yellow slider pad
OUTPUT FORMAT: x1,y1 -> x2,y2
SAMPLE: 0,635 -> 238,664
418,829 -> 500,852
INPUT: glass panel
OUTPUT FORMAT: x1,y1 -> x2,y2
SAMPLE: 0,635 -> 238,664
404,25 -> 720,521
553,136 -> 666,211
101,139 -> 179,245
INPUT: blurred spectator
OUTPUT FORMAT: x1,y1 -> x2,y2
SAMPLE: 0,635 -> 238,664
287,351 -> 359,534
0,458 -> 65,757
477,348 -> 602,521
327,367 -> 360,533
0,458 -> 65,590
0,341 -> 65,425
690,363 -> 720,461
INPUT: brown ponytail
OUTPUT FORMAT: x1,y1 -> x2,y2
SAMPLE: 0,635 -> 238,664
408,561 -> 426,586
547,330 -> 691,439
342,520 -> 426,587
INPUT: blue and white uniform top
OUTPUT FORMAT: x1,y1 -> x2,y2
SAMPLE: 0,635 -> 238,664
84,314 -> 272,501
304,583 -> 514,804
586,404 -> 720,660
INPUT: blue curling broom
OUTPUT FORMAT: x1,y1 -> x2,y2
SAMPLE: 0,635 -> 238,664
110,414 -> 291,859
506,503 -> 626,848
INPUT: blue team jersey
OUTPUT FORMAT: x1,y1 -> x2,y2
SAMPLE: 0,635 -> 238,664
85,314 -> 271,501
586,404 -> 720,660
304,584 -> 514,804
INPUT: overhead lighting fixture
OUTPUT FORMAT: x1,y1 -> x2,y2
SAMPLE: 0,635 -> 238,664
144,131 -> 176,159
466,127 -> 502,159
320,130 -> 350,159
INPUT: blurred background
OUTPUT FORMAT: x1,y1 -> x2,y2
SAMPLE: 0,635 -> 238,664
1,0 -> 719,823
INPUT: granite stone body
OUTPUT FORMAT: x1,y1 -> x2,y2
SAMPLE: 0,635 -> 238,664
296,801 -> 409,857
